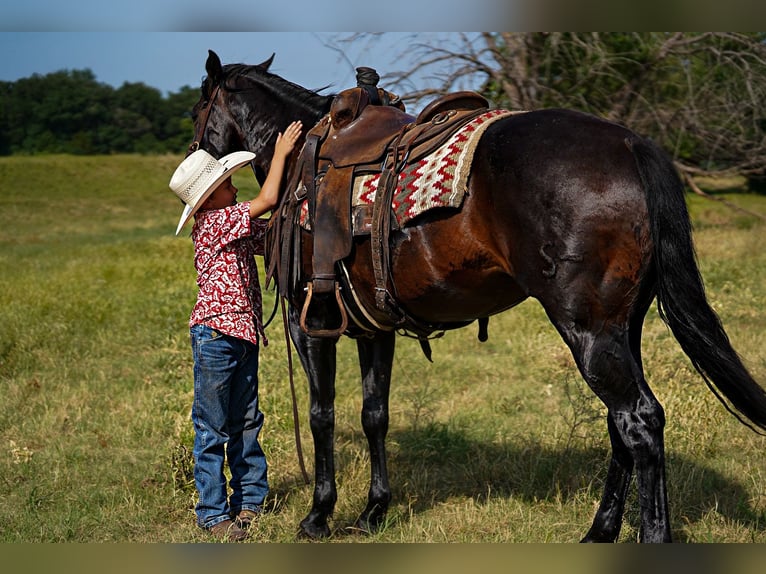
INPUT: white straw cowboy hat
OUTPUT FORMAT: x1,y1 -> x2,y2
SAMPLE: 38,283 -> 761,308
169,149 -> 255,235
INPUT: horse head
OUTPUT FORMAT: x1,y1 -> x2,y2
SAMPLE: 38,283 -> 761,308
190,50 -> 332,187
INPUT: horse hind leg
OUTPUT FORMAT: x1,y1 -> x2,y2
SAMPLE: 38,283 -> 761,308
580,315 -> 640,542
582,411 -> 635,541
556,321 -> 671,542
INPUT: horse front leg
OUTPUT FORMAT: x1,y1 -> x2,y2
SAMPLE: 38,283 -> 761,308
287,304 -> 338,539
353,330 -> 395,534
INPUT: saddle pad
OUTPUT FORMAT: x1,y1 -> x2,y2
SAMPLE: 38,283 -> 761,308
299,108 -> 518,231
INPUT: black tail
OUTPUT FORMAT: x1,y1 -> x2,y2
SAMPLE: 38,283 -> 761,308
630,136 -> 766,434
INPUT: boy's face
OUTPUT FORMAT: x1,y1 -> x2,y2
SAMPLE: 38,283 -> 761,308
201,177 -> 238,211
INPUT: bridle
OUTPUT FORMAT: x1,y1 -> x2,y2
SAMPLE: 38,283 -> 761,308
186,83 -> 254,169
186,84 -> 221,157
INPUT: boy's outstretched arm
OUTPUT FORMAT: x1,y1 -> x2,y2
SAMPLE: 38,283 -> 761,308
249,120 -> 303,219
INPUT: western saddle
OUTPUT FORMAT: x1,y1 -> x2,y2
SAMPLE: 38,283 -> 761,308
267,69 -> 490,350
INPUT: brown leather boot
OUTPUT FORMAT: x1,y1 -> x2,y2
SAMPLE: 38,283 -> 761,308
207,519 -> 249,542
234,509 -> 260,530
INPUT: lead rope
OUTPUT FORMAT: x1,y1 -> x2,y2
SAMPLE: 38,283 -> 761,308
281,296 -> 310,484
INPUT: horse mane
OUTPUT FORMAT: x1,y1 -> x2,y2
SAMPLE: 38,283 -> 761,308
219,62 -> 334,117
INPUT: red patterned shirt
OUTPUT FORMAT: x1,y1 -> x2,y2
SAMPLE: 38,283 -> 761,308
189,201 -> 269,346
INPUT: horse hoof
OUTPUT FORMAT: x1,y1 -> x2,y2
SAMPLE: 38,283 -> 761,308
298,517 -> 331,540
580,530 -> 617,543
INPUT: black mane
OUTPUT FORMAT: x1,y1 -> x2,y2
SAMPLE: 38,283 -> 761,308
221,63 -> 334,118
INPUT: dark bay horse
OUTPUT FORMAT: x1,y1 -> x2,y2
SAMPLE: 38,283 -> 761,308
189,50 -> 766,542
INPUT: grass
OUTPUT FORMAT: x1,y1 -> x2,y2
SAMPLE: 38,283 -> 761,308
0,155 -> 764,543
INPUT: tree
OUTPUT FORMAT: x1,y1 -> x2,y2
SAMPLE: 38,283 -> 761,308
0,70 -> 199,155
0,81 -> 13,155
161,86 -> 200,153
370,32 -> 766,189
112,82 -> 165,153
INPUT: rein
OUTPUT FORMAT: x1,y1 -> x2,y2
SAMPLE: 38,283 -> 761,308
186,85 -> 221,156
281,297 -> 310,484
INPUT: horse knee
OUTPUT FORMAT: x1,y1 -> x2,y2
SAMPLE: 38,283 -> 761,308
309,405 -> 334,438
361,397 -> 388,435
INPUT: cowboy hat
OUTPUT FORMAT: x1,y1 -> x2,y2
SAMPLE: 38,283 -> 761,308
169,149 -> 255,235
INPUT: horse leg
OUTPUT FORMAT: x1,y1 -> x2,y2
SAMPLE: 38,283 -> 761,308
611,385 -> 669,543
580,311 -> 653,542
353,330 -> 396,533
556,321 -> 671,542
581,412 -> 634,541
287,304 -> 338,539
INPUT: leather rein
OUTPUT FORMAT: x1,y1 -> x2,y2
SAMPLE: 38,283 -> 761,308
187,85 -> 220,157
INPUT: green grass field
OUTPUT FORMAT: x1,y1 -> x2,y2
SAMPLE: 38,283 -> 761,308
0,155 -> 764,543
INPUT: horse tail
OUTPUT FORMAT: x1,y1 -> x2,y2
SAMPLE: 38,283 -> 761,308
629,135 -> 766,434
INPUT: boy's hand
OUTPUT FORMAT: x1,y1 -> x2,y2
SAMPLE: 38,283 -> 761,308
248,120 -> 303,219
275,121 -> 303,158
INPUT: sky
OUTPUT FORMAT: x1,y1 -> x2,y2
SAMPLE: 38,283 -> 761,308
0,33 -> 477,99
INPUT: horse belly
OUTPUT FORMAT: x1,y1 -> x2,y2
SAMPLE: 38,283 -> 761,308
400,266 -> 528,322
346,226 -> 527,324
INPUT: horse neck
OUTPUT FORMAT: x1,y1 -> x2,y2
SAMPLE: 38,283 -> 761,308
238,90 -> 330,175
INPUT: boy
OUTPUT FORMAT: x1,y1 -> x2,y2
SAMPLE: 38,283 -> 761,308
168,120 -> 302,541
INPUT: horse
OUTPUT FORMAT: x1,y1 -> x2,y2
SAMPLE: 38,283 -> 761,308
188,49 -> 766,542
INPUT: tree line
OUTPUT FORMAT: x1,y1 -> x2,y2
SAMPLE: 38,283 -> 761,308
0,69 -> 199,155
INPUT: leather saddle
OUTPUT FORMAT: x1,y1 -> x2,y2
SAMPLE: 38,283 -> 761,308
321,88 -> 489,169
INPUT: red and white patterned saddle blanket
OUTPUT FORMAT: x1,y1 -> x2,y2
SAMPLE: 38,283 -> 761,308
300,108 -> 518,232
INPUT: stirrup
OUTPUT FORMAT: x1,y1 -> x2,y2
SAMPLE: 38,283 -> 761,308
299,281 -> 349,338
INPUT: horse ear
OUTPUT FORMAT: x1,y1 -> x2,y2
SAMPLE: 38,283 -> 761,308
206,50 -> 224,84
257,53 -> 275,71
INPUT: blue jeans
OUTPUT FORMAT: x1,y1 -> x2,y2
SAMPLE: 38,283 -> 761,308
190,324 -> 268,529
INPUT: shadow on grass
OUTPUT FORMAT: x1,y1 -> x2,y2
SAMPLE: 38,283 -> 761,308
270,422 -> 764,542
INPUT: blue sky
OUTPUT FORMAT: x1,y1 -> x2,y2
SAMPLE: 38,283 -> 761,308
0,33 -> 425,96
0,32 -> 488,101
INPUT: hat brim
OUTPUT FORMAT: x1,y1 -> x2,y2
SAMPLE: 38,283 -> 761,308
175,151 -> 255,235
